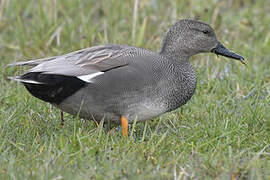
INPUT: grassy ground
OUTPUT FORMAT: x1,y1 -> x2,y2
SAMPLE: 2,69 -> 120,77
0,0 -> 270,179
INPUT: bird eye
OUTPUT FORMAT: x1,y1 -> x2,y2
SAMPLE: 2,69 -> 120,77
202,30 -> 210,34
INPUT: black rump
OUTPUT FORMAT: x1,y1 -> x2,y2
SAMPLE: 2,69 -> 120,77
21,72 -> 86,105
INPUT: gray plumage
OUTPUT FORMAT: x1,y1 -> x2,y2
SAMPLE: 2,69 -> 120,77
8,19 -> 244,123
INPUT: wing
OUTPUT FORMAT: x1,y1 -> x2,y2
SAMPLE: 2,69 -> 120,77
9,44 -> 131,83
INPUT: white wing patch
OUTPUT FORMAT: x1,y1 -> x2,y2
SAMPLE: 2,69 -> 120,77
77,72 -> 104,83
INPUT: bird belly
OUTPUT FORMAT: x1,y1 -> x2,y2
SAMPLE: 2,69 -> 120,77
55,85 -> 168,124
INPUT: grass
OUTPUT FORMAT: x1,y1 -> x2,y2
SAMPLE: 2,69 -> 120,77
0,0 -> 270,179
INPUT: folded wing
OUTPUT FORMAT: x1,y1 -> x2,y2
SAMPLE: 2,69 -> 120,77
9,44 -> 130,84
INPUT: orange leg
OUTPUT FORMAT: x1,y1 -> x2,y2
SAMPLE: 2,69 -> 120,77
120,115 -> 128,137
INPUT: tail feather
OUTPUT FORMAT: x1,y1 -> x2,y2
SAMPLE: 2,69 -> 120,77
7,56 -> 57,67
8,76 -> 45,84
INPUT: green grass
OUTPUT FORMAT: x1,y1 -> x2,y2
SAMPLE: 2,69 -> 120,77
1,0 -> 270,179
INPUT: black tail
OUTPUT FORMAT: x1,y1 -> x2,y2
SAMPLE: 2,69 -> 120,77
19,72 -> 86,105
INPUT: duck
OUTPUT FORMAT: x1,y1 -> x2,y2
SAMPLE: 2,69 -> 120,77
8,19 -> 245,136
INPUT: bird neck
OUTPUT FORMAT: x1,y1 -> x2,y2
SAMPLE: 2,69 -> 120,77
159,39 -> 194,62
159,47 -> 191,63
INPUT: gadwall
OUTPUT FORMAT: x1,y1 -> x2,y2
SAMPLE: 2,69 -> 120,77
8,19 -> 245,136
